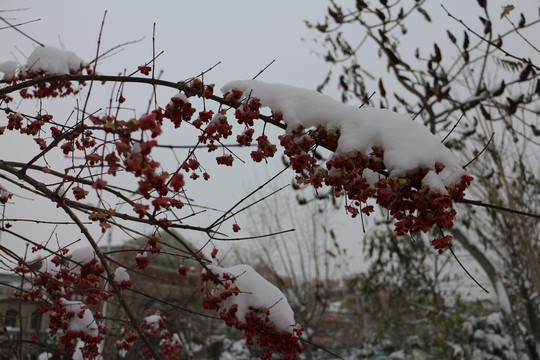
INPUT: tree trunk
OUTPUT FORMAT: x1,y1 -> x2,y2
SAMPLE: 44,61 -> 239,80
453,228 -> 532,360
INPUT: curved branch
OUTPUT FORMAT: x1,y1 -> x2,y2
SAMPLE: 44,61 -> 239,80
0,163 -> 166,360
3,75 -> 540,227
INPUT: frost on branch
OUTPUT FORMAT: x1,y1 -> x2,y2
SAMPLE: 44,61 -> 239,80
222,80 -> 473,252
201,264 -> 303,359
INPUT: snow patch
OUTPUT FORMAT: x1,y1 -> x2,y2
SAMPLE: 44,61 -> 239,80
25,46 -> 85,74
170,92 -> 190,104
69,246 -> 99,274
114,267 -> 130,283
208,264 -> 296,333
60,299 -> 99,337
221,80 -> 465,190
0,61 -> 18,80
38,352 -> 53,360
143,314 -> 162,329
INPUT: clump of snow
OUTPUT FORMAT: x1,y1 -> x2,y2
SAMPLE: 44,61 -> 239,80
132,141 -> 142,153
114,267 -> 130,283
0,185 -> 12,200
38,246 -> 99,276
494,277 -> 513,318
71,339 -> 90,360
68,246 -> 99,274
38,352 -> 52,360
57,185 -> 68,197
485,312 -> 503,330
169,92 -> 190,105
422,170 -> 449,195
221,80 -> 465,190
211,112 -> 226,124
25,45 -> 85,74
143,314 -> 163,329
60,298 -> 99,337
208,264 -> 295,333
219,338 -> 251,360
0,61 -> 18,80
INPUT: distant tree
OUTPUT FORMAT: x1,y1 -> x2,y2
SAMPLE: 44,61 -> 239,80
307,0 -> 540,358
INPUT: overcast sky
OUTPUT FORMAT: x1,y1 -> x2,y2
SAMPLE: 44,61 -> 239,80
2,1 -> 332,91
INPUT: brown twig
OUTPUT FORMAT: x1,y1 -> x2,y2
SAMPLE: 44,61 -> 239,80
0,162 -> 167,360
252,59 -> 276,80
462,131 -> 494,169
441,5 -> 539,70
3,75 -> 540,229
0,15 -> 44,47
211,228 -> 296,242
209,166 -> 290,229
0,18 -> 40,31
441,113 -> 464,143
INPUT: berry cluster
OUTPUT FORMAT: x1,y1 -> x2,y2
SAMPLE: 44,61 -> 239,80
201,270 -> 304,359
4,65 -> 91,100
0,68 -> 477,359
222,89 -> 473,252
137,314 -> 184,360
16,251 -> 107,359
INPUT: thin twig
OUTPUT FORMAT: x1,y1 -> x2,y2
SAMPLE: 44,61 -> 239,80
80,11 -> 107,128
411,104 -> 425,121
359,91 -> 376,108
220,184 -> 290,224
504,15 -> 540,54
212,228 -> 296,241
0,15 -> 44,47
449,246 -> 489,293
87,37 -> 145,66
0,18 -> 40,31
252,59 -> 276,80
0,218 -> 92,225
184,61 -> 222,84
463,131 -> 494,169
441,113 -> 464,143
441,4 -> 539,70
209,166 -> 290,229
127,51 -> 164,77
152,22 -> 158,110
458,197 -> 540,220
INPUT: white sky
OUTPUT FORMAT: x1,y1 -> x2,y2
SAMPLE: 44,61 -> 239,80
1,1 -> 332,91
